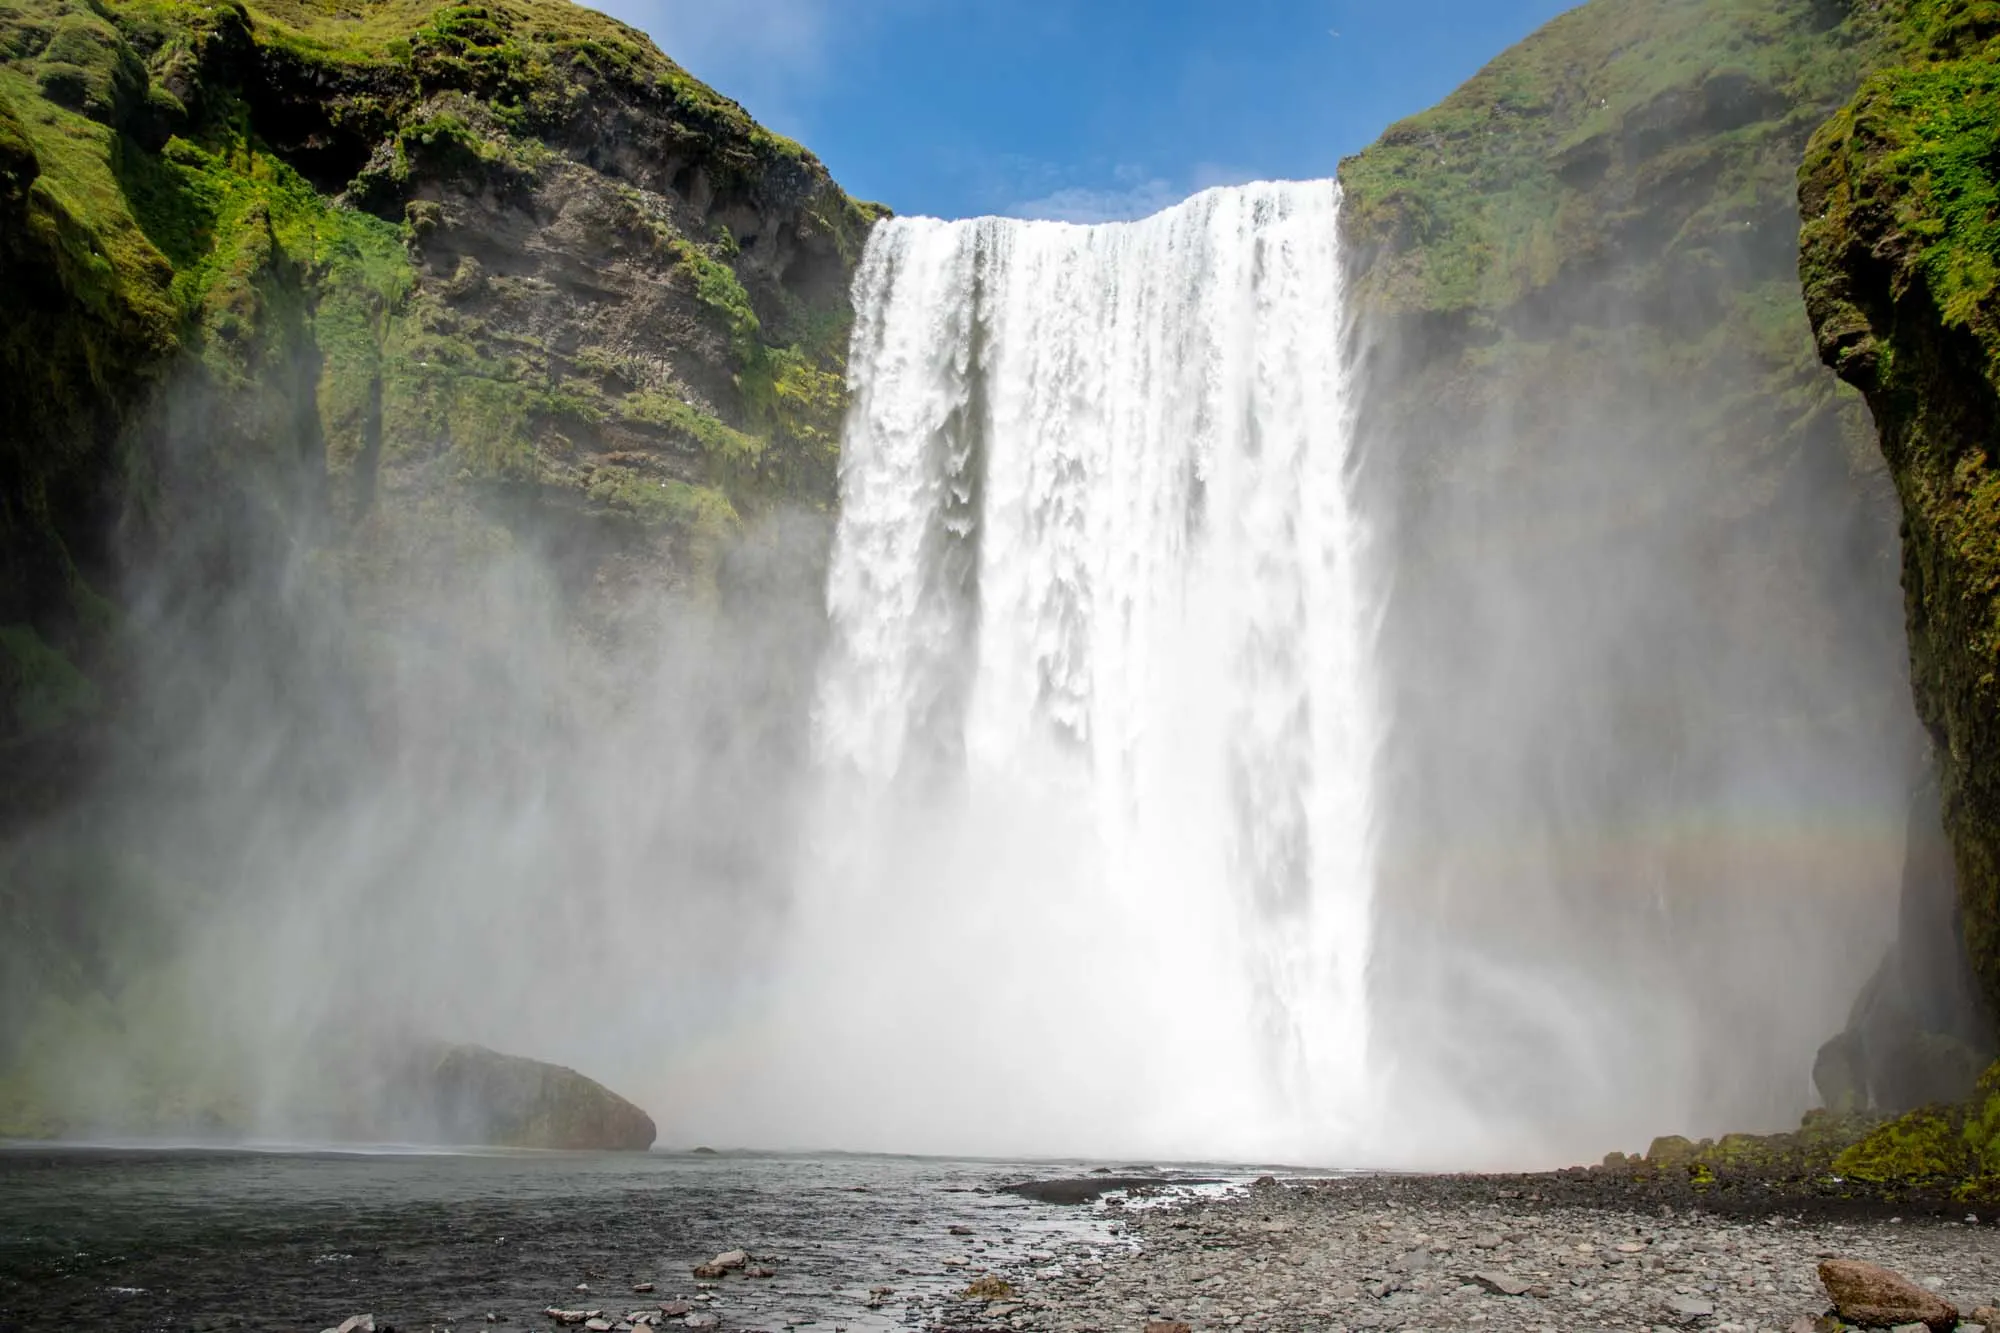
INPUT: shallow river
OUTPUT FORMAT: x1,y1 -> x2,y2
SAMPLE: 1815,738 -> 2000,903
0,1147 -> 1256,1333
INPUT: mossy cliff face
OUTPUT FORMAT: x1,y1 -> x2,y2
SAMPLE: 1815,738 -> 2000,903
0,0 -> 880,781
1337,0 -> 1929,1147
0,0 -> 877,1136
1802,0 -> 2000,1038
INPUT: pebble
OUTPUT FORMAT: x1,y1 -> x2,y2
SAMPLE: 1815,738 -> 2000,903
916,1176 -> 2000,1333
1474,1273 -> 1532,1296
320,1317 -> 374,1333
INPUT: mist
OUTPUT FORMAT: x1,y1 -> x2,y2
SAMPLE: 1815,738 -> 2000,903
1347,206 -> 1919,1164
0,165 -> 1920,1170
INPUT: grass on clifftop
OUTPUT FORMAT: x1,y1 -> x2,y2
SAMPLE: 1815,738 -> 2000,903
1805,0 -> 2000,379
1340,0 -> 1886,316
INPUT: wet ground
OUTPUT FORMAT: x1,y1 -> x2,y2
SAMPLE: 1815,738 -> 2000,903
0,1147 -> 1244,1333
9,1149 -> 1985,1333
944,1175 -> 2000,1333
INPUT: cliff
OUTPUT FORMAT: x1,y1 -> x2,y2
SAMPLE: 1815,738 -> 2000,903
1337,0 -> 1940,1148
1801,0 -> 2000,1040
0,0 -> 879,786
0,0 -> 874,1138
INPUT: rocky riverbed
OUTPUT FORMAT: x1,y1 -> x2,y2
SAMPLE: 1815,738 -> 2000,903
915,1176 -> 2000,1333
11,1150 -> 2000,1333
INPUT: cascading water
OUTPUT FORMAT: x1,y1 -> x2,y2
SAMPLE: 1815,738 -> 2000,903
696,181 -> 1378,1161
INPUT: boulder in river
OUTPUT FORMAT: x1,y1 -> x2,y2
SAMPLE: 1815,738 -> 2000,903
406,1044 -> 656,1150
286,1037 -> 657,1150
1818,1258 -> 1958,1331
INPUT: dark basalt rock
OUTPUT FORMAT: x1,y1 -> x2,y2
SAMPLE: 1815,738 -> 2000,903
1000,1176 -> 1218,1205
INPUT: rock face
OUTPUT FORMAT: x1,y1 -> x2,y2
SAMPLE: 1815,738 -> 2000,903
0,0 -> 875,1117
1817,1258 -> 1957,1332
0,0 -> 875,810
1817,773 -> 1995,1112
1801,0 -> 2000,1038
1338,0 -> 1922,1141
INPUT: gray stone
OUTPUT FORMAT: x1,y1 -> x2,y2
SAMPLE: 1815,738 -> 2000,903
1663,1294 -> 1714,1321
1472,1273 -> 1532,1297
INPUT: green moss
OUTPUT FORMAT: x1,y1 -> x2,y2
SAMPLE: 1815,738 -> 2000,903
0,65 -> 175,338
667,235 -> 849,500
1966,1061 -> 2000,1173
34,4 -> 145,124
618,390 -> 761,465
0,622 -> 98,735
672,235 -> 759,352
584,463 -> 735,535
1835,1105 -> 1971,1184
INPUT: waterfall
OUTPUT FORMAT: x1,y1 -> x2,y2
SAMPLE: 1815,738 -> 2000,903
746,181 -> 1377,1160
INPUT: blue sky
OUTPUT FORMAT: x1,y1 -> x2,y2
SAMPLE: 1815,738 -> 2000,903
597,0 -> 1580,221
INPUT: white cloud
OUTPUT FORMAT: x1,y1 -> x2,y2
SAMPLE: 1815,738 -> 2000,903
1006,162 -> 1263,225
1009,178 -> 1180,224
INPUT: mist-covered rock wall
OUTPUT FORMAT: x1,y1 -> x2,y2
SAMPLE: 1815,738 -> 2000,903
0,0 -> 876,1137
1338,0 -> 1940,1159
1801,0 -> 2000,1057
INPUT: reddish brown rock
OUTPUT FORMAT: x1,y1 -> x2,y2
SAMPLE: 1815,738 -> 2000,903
1817,1259 -> 1957,1331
